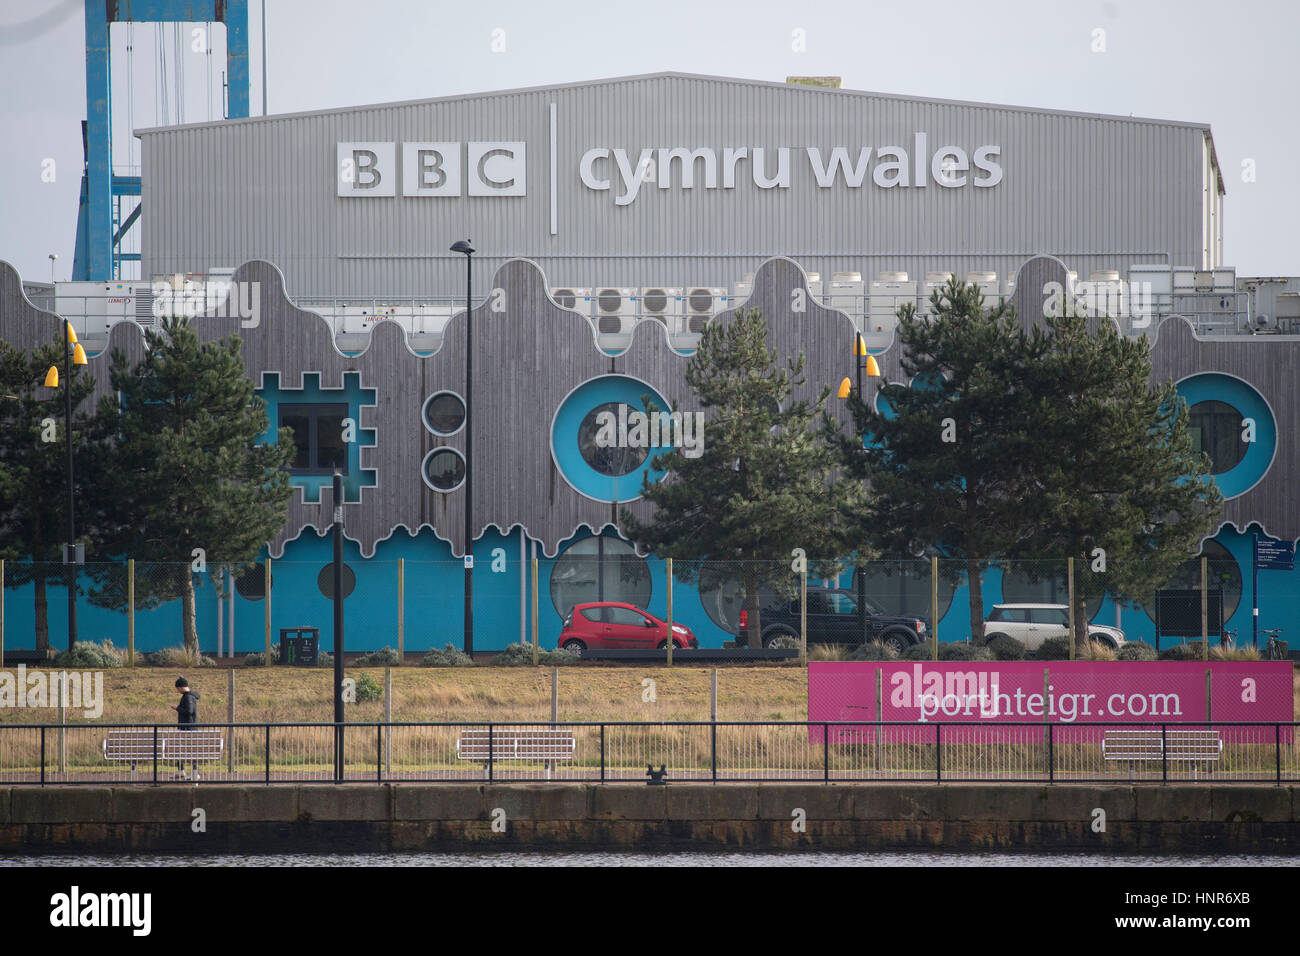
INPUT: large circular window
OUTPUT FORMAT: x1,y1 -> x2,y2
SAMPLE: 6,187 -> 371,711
578,402 -> 649,476
423,391 -> 466,436
1176,374 -> 1275,498
1141,539 -> 1242,623
549,536 -> 651,619
551,375 -> 671,503
235,562 -> 271,600
422,448 -> 466,492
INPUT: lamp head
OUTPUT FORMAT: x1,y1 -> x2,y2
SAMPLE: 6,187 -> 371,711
864,354 -> 881,377
450,240 -> 475,256
73,343 -> 88,366
854,333 -> 867,357
44,366 -> 59,388
837,377 -> 852,400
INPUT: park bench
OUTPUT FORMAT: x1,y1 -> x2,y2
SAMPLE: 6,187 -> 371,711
1102,728 -> 1222,779
456,728 -> 576,780
102,729 -> 225,779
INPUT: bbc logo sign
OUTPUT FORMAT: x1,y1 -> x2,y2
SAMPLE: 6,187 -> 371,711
336,142 -> 526,197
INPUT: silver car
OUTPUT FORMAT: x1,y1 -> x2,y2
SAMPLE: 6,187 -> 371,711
983,603 -> 1126,650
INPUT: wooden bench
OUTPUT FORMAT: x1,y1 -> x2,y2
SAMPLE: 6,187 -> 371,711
456,729 -> 575,780
102,729 -> 225,779
1102,728 -> 1222,779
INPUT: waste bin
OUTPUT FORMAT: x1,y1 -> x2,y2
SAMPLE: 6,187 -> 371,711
279,626 -> 319,666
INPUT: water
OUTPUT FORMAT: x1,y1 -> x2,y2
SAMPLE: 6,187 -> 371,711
2,851 -> 1296,866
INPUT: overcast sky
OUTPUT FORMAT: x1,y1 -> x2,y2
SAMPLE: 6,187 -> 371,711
2,0 -> 1297,282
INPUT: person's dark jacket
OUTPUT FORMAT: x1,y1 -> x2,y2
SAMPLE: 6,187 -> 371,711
176,690 -> 200,726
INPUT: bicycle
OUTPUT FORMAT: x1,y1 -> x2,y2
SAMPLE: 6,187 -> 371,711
1261,627 -> 1286,661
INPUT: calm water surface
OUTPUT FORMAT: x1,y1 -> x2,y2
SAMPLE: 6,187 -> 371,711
3,851 -> 1296,866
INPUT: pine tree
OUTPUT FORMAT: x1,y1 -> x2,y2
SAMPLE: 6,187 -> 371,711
836,279 -> 1046,642
1021,308 -> 1222,647
621,308 -> 868,648
86,317 -> 295,652
0,335 -> 102,652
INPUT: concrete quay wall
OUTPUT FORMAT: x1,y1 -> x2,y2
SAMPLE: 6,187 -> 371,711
1,784 -> 1297,854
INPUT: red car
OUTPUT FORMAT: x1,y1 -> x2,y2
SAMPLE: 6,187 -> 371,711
558,602 -> 698,656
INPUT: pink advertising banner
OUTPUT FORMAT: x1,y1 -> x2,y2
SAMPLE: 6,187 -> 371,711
808,661 -> 1295,743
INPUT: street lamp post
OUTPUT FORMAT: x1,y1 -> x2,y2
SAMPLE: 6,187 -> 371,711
839,333 -> 880,645
332,470 -> 345,782
451,240 -> 475,655
48,253 -> 57,284
45,319 -> 87,651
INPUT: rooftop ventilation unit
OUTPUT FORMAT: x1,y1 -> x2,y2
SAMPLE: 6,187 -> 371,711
804,271 -> 823,297
733,273 -> 755,300
965,271 -> 999,303
868,273 -> 917,341
827,272 -> 865,325
917,272 -> 956,317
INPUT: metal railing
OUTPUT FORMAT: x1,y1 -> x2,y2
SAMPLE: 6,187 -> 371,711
1,720 -> 1294,785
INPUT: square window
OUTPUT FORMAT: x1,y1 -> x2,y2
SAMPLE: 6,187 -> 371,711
279,403 -> 349,476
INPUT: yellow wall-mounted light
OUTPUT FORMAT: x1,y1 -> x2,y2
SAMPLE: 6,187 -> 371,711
863,354 -> 881,377
72,343 -> 87,366
44,366 -> 59,388
854,333 -> 868,356
65,324 -> 78,344
837,377 -> 852,400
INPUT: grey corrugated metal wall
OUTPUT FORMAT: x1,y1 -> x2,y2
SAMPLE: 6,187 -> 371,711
140,73 -> 1210,298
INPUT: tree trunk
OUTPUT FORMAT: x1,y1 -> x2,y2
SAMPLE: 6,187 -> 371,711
743,564 -> 762,650
34,576 -> 49,654
181,571 -> 198,653
967,558 -> 985,645
1073,553 -> 1091,657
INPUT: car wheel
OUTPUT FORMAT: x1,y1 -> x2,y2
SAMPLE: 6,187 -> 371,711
1089,634 -> 1116,650
764,628 -> 796,649
561,639 -> 586,657
982,632 -> 1009,647
881,632 -> 910,654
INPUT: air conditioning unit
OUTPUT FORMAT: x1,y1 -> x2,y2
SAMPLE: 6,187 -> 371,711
640,287 -> 685,332
732,273 -> 755,300
827,271 -> 864,320
1085,270 -> 1127,319
1211,267 -> 1236,293
917,271 -> 956,317
965,270 -> 999,303
1129,264 -> 1172,317
591,287 -> 638,349
683,287 -> 728,335
869,272 -> 916,337
804,271 -> 823,297
551,287 -> 593,317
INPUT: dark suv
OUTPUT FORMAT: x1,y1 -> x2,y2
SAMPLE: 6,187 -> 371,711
739,587 -> 928,652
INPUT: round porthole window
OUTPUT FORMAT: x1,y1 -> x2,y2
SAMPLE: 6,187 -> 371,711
578,402 -> 649,476
551,375 -> 671,503
423,391 -> 466,436
549,536 -> 651,619
1176,374 -> 1275,499
317,562 -> 356,600
235,563 -> 271,600
422,448 -> 466,493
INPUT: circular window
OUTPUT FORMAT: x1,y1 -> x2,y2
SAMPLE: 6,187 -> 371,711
1141,539 -> 1242,623
578,402 -> 649,476
423,392 -> 466,435
860,558 -> 956,623
1001,566 -> 1104,621
1187,400 -> 1245,475
235,563 -> 271,600
422,448 -> 466,492
317,562 -> 356,600
1176,374 -> 1275,499
549,536 -> 651,619
551,375 -> 670,503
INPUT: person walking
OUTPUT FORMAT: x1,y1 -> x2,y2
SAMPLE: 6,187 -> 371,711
171,677 -> 201,779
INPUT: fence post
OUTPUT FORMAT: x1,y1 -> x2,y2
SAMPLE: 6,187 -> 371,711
127,558 -> 135,667
800,569 -> 808,665
710,668 -> 718,783
227,669 -> 235,772
1048,723 -> 1054,783
935,722 -> 942,783
665,558 -> 673,667
931,556 -> 939,660
58,672 -> 66,776
488,722 -> 494,783
874,667 -> 882,772
1068,556 -> 1076,661
265,557 -> 272,662
1,558 -> 6,667
1201,555 -> 1209,661
397,558 -> 404,666
600,724 -> 606,783
377,722 -> 383,783
40,726 -> 45,786
384,666 -> 392,774
152,725 -> 159,784
1161,723 -> 1168,782
823,723 -> 829,782
1205,669 -> 1212,729
1043,667 -> 1051,771
1276,724 -> 1282,783
531,557 -> 539,665
551,668 -> 558,724
264,724 -> 270,784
